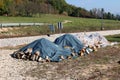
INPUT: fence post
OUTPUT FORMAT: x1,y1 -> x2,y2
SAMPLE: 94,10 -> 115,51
0,24 -> 2,29
49,24 -> 55,33
19,23 -> 21,27
58,22 -> 63,33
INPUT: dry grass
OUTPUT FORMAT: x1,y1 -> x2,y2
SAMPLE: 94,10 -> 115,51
23,45 -> 120,80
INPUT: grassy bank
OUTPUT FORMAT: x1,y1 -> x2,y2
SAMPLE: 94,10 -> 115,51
106,34 -> 120,42
0,14 -> 120,31
0,14 -> 120,37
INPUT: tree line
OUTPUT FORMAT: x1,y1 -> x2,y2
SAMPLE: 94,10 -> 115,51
0,0 -> 120,20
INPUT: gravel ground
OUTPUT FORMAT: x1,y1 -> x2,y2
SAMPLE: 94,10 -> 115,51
0,30 -> 120,47
0,49 -> 40,80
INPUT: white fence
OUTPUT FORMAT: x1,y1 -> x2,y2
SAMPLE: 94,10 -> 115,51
0,23 -> 48,28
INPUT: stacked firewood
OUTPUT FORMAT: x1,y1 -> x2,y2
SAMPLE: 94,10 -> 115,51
12,48 -> 68,62
12,48 -> 46,62
12,44 -> 99,62
80,45 -> 98,56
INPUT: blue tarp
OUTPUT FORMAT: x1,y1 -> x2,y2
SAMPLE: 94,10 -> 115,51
19,38 -> 71,62
54,34 -> 84,54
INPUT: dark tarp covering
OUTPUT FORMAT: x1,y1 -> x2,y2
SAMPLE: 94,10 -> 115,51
19,38 -> 71,62
54,34 -> 84,54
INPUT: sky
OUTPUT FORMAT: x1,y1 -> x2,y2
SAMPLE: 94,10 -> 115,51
65,0 -> 120,14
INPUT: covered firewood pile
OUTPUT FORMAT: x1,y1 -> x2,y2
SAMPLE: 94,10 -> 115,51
12,33 -> 115,62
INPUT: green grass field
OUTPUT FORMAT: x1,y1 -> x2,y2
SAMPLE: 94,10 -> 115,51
0,14 -> 120,32
0,14 -> 120,37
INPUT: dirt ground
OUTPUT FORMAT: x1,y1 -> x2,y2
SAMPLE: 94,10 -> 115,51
0,45 -> 120,80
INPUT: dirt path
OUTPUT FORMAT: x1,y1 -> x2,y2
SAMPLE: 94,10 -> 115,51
0,30 -> 120,47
